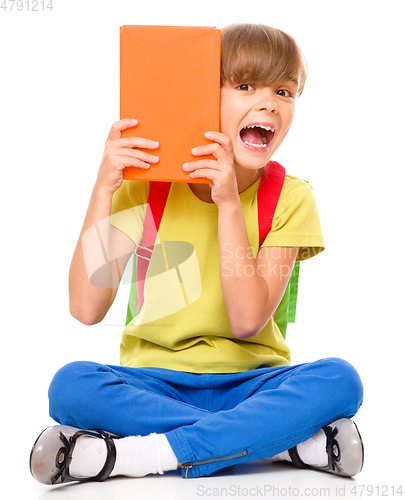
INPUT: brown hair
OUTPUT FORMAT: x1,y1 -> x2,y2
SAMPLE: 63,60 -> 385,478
220,23 -> 307,96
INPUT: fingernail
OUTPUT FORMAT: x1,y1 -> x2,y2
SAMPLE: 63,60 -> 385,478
205,132 -> 212,138
152,141 -> 159,146
191,147 -> 198,154
183,163 -> 189,170
132,119 -> 138,124
152,156 -> 159,161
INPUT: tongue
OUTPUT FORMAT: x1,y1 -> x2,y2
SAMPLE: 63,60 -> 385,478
240,127 -> 263,145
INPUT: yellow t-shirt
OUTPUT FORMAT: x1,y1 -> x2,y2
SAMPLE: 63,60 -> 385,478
110,174 -> 325,373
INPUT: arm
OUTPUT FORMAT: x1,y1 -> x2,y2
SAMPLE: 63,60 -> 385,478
69,119 -> 160,325
183,132 -> 298,339
217,202 -> 298,338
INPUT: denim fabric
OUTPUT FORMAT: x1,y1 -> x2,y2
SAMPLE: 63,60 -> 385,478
48,358 -> 363,478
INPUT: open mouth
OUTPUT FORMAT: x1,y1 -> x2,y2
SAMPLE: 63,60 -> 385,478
239,124 -> 275,150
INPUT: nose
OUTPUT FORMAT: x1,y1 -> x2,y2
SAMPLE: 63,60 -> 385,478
255,89 -> 278,113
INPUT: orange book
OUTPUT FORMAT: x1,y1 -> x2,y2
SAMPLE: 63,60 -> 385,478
120,25 -> 221,183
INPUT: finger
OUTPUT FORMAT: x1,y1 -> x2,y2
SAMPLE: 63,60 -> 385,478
114,155 -> 152,171
191,142 -> 231,163
106,136 -> 160,151
204,131 -> 233,156
104,148 -> 157,170
107,119 -> 139,142
188,168 -> 216,181
182,159 -> 220,173
182,161 -> 220,181
115,148 -> 159,164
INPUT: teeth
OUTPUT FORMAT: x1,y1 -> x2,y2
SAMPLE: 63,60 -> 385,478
245,124 -> 275,133
243,141 -> 267,148
241,124 -> 274,148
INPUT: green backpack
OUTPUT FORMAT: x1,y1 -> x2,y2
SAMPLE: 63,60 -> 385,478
125,160 -> 300,339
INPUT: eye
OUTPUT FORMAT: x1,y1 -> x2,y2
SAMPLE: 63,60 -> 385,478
236,83 -> 255,91
276,89 -> 293,98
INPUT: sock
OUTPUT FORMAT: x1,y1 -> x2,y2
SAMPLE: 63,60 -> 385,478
296,429 -> 328,467
265,449 -> 291,463
69,435 -> 108,478
112,433 -> 178,477
266,429 -> 328,467
69,433 -> 178,479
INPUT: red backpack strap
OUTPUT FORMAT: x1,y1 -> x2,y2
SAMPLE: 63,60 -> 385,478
257,160 -> 286,247
136,181 -> 171,313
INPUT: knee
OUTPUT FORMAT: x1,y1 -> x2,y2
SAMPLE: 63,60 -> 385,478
319,357 -> 364,413
48,361 -> 98,423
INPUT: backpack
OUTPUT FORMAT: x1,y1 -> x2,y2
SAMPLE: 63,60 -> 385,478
125,160 -> 300,339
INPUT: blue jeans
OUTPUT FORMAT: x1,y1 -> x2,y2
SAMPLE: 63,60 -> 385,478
48,358 -> 363,478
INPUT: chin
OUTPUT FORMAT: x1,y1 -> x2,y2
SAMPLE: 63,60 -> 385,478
235,152 -> 273,172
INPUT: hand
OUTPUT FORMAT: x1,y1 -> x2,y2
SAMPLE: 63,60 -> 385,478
182,131 -> 238,207
95,118 -> 160,195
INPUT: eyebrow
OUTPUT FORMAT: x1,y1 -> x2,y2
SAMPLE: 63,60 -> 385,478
276,77 -> 299,92
282,77 -> 299,86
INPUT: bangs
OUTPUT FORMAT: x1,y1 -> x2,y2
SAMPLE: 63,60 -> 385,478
221,24 -> 307,96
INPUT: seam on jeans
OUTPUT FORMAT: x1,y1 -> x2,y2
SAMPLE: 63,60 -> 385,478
246,405 -> 362,456
172,427 -> 195,463
249,358 -> 337,397
204,388 -> 213,412
245,364 -> 302,397
104,365 -> 214,414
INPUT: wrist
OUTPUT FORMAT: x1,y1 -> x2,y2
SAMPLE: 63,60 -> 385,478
217,195 -> 242,217
92,182 -> 115,203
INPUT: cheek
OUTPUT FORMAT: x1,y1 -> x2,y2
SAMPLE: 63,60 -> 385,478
219,91 -> 237,136
219,111 -> 233,137
220,121 -> 232,137
277,106 -> 295,141
219,104 -> 229,134
285,105 -> 295,128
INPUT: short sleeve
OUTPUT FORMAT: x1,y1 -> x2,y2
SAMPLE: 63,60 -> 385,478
110,180 -> 149,245
262,175 -> 325,261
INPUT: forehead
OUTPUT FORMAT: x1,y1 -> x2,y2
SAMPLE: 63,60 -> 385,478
223,52 -> 300,88
220,25 -> 306,95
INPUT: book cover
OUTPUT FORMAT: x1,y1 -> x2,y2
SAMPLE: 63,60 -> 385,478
120,25 -> 221,183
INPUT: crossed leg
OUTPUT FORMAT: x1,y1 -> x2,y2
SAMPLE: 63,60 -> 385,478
47,357 -> 363,478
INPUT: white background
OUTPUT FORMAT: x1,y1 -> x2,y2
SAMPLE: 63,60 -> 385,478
1,0 -> 404,498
